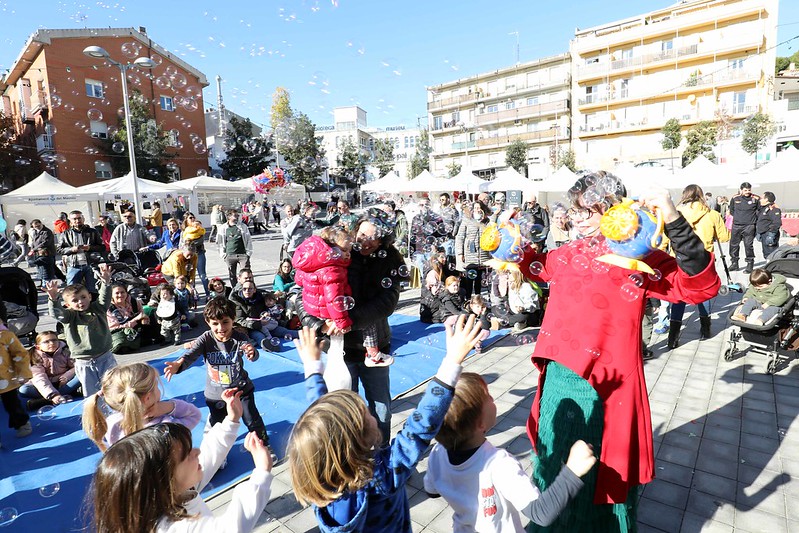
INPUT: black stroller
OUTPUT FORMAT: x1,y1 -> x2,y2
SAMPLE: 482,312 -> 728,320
94,249 -> 158,302
724,257 -> 799,374
0,267 -> 40,345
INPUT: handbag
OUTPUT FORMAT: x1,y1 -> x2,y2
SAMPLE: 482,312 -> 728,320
323,335 -> 352,392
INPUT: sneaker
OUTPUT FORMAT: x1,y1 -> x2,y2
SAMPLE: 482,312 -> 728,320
15,421 -> 32,438
260,338 -> 274,352
653,322 -> 669,335
642,349 -> 655,360
475,342 -> 483,355
512,323 -> 526,333
732,313 -> 746,322
364,352 -> 394,367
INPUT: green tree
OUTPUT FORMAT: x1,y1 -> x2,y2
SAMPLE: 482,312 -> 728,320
273,111 -> 324,188
270,87 -> 293,132
218,116 -> 272,180
337,137 -> 366,179
505,139 -> 528,177
446,160 -> 462,177
660,118 -> 682,170
557,147 -> 577,172
741,112 -> 776,167
0,112 -> 41,190
408,128 -> 431,178
372,138 -> 395,177
104,90 -> 175,181
682,121 -> 717,166
775,51 -> 799,76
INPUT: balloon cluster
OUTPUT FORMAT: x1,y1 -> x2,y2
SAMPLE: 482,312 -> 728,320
251,168 -> 291,194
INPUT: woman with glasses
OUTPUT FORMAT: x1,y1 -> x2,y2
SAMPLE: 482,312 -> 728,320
521,172 -> 720,531
179,212 -> 209,300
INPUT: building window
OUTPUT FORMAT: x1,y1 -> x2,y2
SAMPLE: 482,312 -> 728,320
90,121 -> 108,139
661,40 -> 673,52
433,116 -> 443,130
527,96 -> 539,106
95,160 -> 112,179
167,166 -> 181,181
404,136 -> 409,148
729,58 -> 744,70
410,136 -> 416,148
160,96 -> 174,112
505,101 -> 515,110
733,91 -> 746,114
486,104 -> 498,113
620,79 -> 629,98
585,56 -> 599,65
85,79 -> 104,99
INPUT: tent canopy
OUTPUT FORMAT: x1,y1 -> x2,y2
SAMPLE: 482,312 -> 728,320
1,171 -> 98,203
481,167 -> 537,193
401,170 -> 452,192
451,167 -> 486,194
76,173 -> 184,199
177,175 -> 253,192
362,171 -> 410,192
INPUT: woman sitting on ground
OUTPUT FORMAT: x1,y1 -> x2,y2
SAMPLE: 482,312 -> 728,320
273,258 -> 295,294
107,283 -> 160,352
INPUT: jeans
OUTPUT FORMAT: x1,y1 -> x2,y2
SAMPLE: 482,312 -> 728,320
0,389 -> 28,429
739,299 -> 782,323
196,251 -> 209,295
153,226 -> 163,239
248,328 -> 273,347
730,224 -> 756,263
31,255 -> 57,283
225,254 -> 250,285
206,390 -> 268,444
19,374 -> 82,399
670,300 -> 710,323
345,359 -> 391,445
67,264 -> 97,292
73,351 -> 118,396
268,325 -> 299,339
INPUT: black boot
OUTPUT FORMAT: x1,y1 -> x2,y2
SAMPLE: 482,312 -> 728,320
729,260 -> 740,271
744,261 -> 754,274
699,316 -> 711,340
667,320 -> 681,349
26,397 -> 53,411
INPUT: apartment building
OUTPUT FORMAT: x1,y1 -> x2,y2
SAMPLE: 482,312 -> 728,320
426,53 -> 571,179
571,0 -> 778,169
773,63 -> 799,152
0,27 -> 209,186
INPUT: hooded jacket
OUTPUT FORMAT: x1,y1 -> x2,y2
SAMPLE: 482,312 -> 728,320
677,201 -> 730,252
292,235 -> 353,330
744,273 -> 791,307
27,340 -> 74,400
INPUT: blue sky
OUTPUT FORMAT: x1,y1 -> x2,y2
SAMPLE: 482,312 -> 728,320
1,0 -> 797,130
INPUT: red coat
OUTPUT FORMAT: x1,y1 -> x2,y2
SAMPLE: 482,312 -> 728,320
521,236 -> 719,504
292,235 -> 353,330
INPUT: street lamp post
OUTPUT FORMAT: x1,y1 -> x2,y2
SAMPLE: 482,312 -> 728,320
83,46 -> 155,224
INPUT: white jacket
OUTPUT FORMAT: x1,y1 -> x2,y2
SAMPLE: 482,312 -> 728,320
156,418 -> 272,533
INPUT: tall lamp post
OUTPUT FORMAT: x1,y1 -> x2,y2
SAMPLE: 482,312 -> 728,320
83,46 -> 155,224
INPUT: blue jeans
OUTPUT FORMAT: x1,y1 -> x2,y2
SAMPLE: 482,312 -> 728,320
345,360 -> 391,445
196,252 -> 209,295
248,328 -> 272,346
268,325 -> 299,339
67,264 -> 97,292
670,300 -> 709,323
19,374 -> 82,399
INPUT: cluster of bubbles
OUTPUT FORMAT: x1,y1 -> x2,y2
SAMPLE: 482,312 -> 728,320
568,173 -> 624,209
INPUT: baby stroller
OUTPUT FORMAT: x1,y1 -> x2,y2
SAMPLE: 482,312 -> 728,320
724,257 -> 799,374
94,253 -> 152,302
0,267 -> 39,345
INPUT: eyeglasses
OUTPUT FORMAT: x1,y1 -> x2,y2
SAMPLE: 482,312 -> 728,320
567,207 -> 597,221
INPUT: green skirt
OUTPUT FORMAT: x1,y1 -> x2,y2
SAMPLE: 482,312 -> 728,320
527,362 -> 638,533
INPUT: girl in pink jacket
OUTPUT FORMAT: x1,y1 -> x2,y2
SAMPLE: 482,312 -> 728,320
20,331 -> 81,410
292,227 -> 393,367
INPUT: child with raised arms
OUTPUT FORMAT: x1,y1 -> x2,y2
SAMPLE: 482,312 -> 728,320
424,372 -> 597,531
287,315 -> 483,532
82,362 -> 201,451
89,388 -> 273,533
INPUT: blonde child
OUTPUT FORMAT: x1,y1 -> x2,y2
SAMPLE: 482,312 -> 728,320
0,301 -> 33,442
293,226 -> 393,367
287,316 -> 483,532
20,331 -> 80,411
82,362 -> 201,452
46,263 -> 117,396
424,373 -> 597,531
90,388 -> 273,533
465,295 -> 492,353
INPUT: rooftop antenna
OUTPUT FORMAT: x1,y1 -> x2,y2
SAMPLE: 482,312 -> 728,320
509,31 -> 520,64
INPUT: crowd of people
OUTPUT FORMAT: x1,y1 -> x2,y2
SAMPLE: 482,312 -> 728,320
0,171 -> 794,532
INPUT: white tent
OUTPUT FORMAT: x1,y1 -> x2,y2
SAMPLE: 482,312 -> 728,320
480,167 -> 537,194
0,171 -> 98,226
361,171 -> 410,193
402,170 -> 452,192
744,147 -> 799,210
177,175 -> 253,193
75,173 -> 184,198
671,156 -> 746,191
450,167 -> 486,194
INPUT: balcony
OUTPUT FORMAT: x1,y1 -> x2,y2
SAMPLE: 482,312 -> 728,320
428,92 -> 479,111
475,127 -> 560,148
476,100 -> 568,126
36,134 -> 54,153
578,44 -> 698,80
451,140 -> 477,151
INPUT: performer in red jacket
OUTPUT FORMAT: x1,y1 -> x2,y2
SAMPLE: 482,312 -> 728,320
292,226 -> 394,367
519,172 -> 720,531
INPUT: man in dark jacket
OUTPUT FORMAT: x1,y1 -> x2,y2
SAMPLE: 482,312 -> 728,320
58,210 -> 105,293
756,191 -> 782,259
525,195 -> 550,251
28,219 -> 58,285
298,208 -> 404,444
729,182 -> 760,273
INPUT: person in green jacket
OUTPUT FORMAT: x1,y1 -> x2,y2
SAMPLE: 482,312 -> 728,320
733,268 -> 791,325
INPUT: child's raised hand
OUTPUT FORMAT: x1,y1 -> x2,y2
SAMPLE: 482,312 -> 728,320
565,440 -> 597,477
163,358 -> 183,382
222,388 -> 243,422
45,280 -> 60,300
98,263 -> 112,284
244,431 -> 273,472
293,326 -> 321,363
445,314 -> 483,364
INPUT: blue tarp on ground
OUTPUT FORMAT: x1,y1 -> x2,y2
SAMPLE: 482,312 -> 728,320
0,314 -> 506,532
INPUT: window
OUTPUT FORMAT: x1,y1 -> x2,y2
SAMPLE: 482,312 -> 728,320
733,91 -> 746,114
95,160 -> 112,179
433,116 -> 443,130
729,58 -> 744,70
505,101 -> 515,110
85,79 -> 104,99
527,96 -> 539,106
404,136 -> 409,148
410,136 -> 416,148
620,79 -> 629,98
160,96 -> 174,112
486,104 -> 498,113
90,120 -> 108,139
167,166 -> 181,181
585,56 -> 600,65
661,40 -> 673,52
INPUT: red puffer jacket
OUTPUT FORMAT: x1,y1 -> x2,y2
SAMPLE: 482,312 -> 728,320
292,235 -> 353,329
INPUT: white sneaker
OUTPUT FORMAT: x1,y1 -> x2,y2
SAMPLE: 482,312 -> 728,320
364,352 -> 394,367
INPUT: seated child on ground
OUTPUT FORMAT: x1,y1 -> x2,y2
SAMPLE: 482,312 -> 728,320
292,226 -> 393,367
424,372 -> 597,531
173,275 -> 198,325
262,291 -> 299,340
420,252 -> 446,323
20,331 -> 80,410
230,280 -> 276,351
165,297 -> 271,449
287,316 -> 483,532
463,295 -> 492,353
90,389 -> 272,533
0,300 -> 33,441
208,276 -> 231,299
438,275 -> 466,323
82,362 -> 201,451
733,268 -> 791,325
46,263 -> 117,396
155,284 -> 183,346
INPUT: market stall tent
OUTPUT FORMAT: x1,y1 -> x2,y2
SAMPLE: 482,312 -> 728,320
0,171 -> 98,228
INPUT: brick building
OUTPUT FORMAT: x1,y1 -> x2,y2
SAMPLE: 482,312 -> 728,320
0,27 -> 209,187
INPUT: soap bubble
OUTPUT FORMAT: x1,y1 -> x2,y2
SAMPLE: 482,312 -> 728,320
398,265 -> 410,277
648,269 -> 662,282
381,278 -> 392,288
585,347 -> 602,360
619,282 -> 640,302
39,483 -> 60,498
112,141 -> 125,153
529,261 -> 543,276
170,72 -> 188,89
466,269 -> 478,280
155,76 -> 170,90
582,187 -> 601,206
284,334 -> 293,341
196,169 -> 207,176
0,507 -> 18,527
332,295 -> 355,312
50,94 -> 62,108
269,337 -> 280,347
120,42 -> 141,58
572,255 -> 590,271
45,123 -> 58,135
148,168 -> 159,177
628,273 -> 645,288
37,405 -> 56,421
377,250 -> 387,258
193,143 -> 207,155
718,285 -> 729,296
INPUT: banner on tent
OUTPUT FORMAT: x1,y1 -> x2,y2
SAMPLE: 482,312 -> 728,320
26,194 -> 81,204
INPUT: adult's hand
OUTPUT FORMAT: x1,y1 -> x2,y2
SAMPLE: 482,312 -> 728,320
638,188 -> 679,224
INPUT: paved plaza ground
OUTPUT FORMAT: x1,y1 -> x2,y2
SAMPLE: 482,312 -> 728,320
30,225 -> 799,532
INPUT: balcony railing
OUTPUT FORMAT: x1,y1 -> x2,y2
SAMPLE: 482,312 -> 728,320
428,78 -> 571,111
475,100 -> 568,126
475,127 -> 560,148
451,140 -> 477,151
427,92 -> 479,110
578,44 -> 698,78
36,134 -> 54,153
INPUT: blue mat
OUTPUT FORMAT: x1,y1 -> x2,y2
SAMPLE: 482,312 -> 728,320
0,314 -> 505,531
